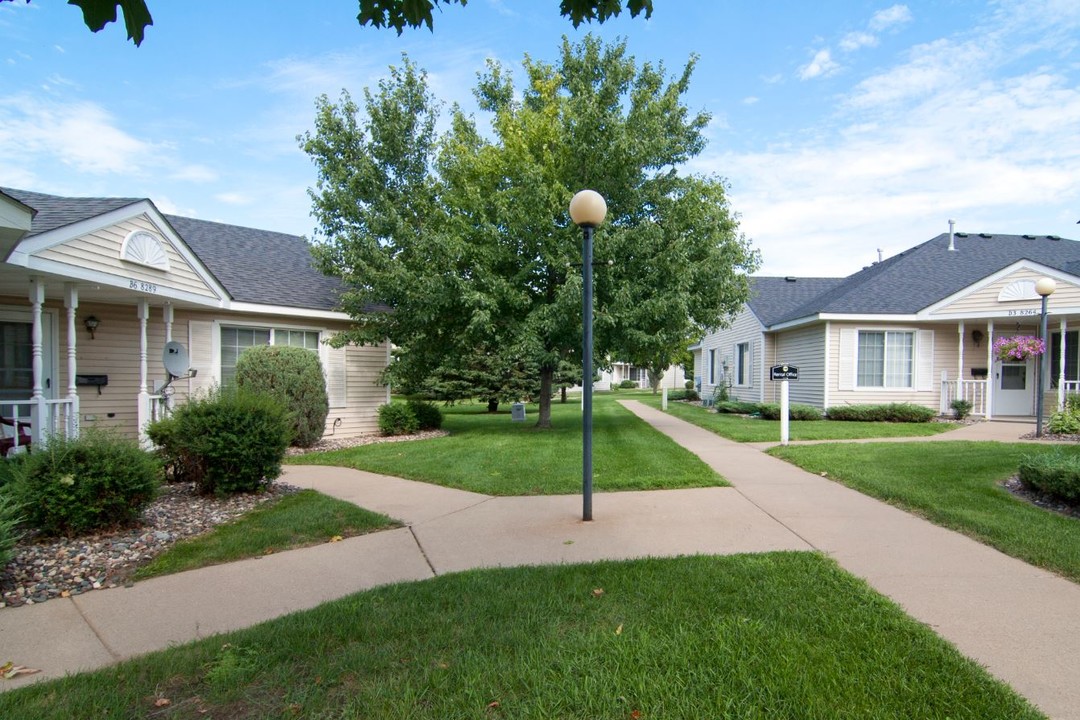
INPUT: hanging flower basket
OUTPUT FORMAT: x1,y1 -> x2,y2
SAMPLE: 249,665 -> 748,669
993,335 -> 1045,361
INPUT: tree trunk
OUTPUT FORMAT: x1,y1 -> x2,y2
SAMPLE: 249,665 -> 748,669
561,386 -> 567,403
487,398 -> 499,413
536,367 -> 553,428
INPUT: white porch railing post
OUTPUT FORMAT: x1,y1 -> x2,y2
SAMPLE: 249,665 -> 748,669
137,300 -> 151,448
940,370 -> 949,414
986,321 -> 994,421
64,284 -> 80,439
28,278 -> 46,445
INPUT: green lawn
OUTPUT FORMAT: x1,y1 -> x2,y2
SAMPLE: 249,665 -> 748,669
0,553 -> 1043,719
134,490 -> 399,579
769,441 -> 1080,582
290,396 -> 725,495
637,394 -> 955,442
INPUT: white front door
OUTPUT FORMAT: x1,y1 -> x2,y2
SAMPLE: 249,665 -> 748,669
995,359 -> 1033,416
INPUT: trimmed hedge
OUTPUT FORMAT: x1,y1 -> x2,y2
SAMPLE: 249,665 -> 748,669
825,403 -> 935,423
148,387 -> 290,496
714,401 -> 762,415
9,430 -> 160,535
758,403 -> 823,421
1018,451 -> 1080,502
235,344 -> 329,448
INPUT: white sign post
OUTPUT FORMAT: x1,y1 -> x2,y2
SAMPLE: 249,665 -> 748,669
780,379 -> 790,446
662,386 -> 668,410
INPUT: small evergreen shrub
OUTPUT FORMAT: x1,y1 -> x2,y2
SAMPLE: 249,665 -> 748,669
950,399 -> 973,420
1047,410 -> 1080,435
378,403 -> 420,436
1018,451 -> 1080,502
0,490 -> 23,567
407,400 -> 443,430
825,403 -> 935,423
758,403 -> 823,421
715,401 -> 762,415
10,430 -> 160,536
148,387 -> 289,496
236,344 -> 329,448
619,379 -> 638,389
684,380 -> 694,390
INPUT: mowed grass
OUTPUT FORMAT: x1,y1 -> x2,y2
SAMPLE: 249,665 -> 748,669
769,441 -> 1080,582
133,490 -> 399,579
291,396 -> 724,495
0,553 -> 1044,720
637,394 -> 954,442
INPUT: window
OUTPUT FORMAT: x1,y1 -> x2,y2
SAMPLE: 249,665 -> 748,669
1051,331 -> 1079,388
736,342 -> 750,386
857,331 -> 913,387
220,326 -> 320,385
708,349 -> 716,385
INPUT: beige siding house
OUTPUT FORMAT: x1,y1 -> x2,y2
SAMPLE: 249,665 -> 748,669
0,187 -> 389,451
693,230 -> 1080,420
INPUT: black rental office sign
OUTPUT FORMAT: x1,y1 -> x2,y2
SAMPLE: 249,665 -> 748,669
770,364 -> 799,381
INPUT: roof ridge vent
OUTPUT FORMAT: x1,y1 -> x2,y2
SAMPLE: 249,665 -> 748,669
1048,235 -> 1061,240
784,276 -> 797,282
955,232 -> 969,238
1023,234 -> 1036,239
979,233 -> 992,238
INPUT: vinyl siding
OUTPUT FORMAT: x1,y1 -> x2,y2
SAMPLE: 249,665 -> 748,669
932,269 -> 1080,315
35,215 -> 218,299
698,307 -> 764,402
763,324 -> 827,407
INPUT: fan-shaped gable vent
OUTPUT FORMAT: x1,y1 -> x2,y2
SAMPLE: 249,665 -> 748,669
120,230 -> 170,271
998,279 -> 1038,302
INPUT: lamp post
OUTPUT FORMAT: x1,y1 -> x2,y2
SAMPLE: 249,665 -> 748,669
569,189 -> 607,521
1035,277 -> 1056,438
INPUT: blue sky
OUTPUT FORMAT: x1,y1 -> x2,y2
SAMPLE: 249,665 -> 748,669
1,0 -> 1078,276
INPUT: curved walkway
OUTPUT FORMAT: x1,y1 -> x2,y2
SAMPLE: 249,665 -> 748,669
1,406 -> 1078,720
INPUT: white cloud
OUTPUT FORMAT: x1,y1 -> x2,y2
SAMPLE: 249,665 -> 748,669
839,31 -> 878,52
172,164 -> 218,183
799,49 -> 840,80
869,4 -> 913,32
215,192 -> 252,205
742,96 -> 759,105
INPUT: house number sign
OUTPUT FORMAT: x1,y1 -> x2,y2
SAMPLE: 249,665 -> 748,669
128,279 -> 159,293
1006,309 -> 1039,317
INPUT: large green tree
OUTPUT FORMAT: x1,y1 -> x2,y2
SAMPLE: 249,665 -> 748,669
302,36 -> 759,428
3,0 -> 651,46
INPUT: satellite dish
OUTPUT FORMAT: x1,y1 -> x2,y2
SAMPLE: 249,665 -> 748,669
163,341 -> 190,378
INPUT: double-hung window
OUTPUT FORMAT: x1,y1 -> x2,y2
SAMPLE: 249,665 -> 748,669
708,349 -> 716,385
736,342 -> 750,386
220,326 -> 320,385
857,330 -> 913,388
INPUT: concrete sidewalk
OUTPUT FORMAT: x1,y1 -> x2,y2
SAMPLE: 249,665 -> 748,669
2,408 -> 1078,719
620,400 -> 1080,720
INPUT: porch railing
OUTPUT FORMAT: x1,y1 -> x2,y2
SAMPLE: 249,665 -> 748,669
1062,381 -> 1080,408
939,378 -> 988,416
0,398 -> 78,452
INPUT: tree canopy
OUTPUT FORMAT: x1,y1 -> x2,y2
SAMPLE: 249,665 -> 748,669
3,0 -> 652,46
301,35 -> 759,428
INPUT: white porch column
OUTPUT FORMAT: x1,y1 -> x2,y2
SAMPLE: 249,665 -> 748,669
163,302 -> 173,343
986,321 -> 994,420
64,284 -> 80,439
137,300 -> 151,447
957,321 -> 965,382
1059,318 -> 1067,411
29,278 -> 46,444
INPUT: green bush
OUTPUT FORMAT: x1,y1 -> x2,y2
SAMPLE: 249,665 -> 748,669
407,400 -> 443,431
684,380 -> 694,390
148,387 -> 290,496
950,399 -> 973,420
714,400 -> 762,415
825,403 -> 935,423
619,379 -> 638,389
713,383 -> 730,403
757,403 -> 823,421
236,344 -> 329,448
667,389 -> 700,401
378,403 -> 420,436
1018,451 -> 1080,502
9,430 -> 160,536
0,489 -> 23,567
1047,410 -> 1080,435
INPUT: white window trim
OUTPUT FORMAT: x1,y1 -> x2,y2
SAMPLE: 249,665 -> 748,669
854,328 -> 916,391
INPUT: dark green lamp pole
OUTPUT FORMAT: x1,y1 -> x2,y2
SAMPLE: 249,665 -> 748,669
1035,277 -> 1056,438
569,189 -> 607,521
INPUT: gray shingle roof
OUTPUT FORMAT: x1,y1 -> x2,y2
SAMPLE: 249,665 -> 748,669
769,233 -> 1080,326
747,276 -> 846,326
2,188 -> 343,312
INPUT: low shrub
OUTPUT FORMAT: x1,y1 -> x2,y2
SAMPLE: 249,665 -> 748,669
757,403 -> 823,421
1018,451 -> 1080,502
715,401 -> 762,415
236,344 -> 329,448
825,403 -> 935,423
1047,410 -> 1080,435
407,400 -> 443,431
950,399 -> 973,421
148,387 -> 290,496
684,380 -> 694,390
378,403 -> 420,436
713,383 -> 730,403
619,379 -> 638,389
9,430 -> 160,536
0,490 -> 23,567
667,389 -> 700,402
